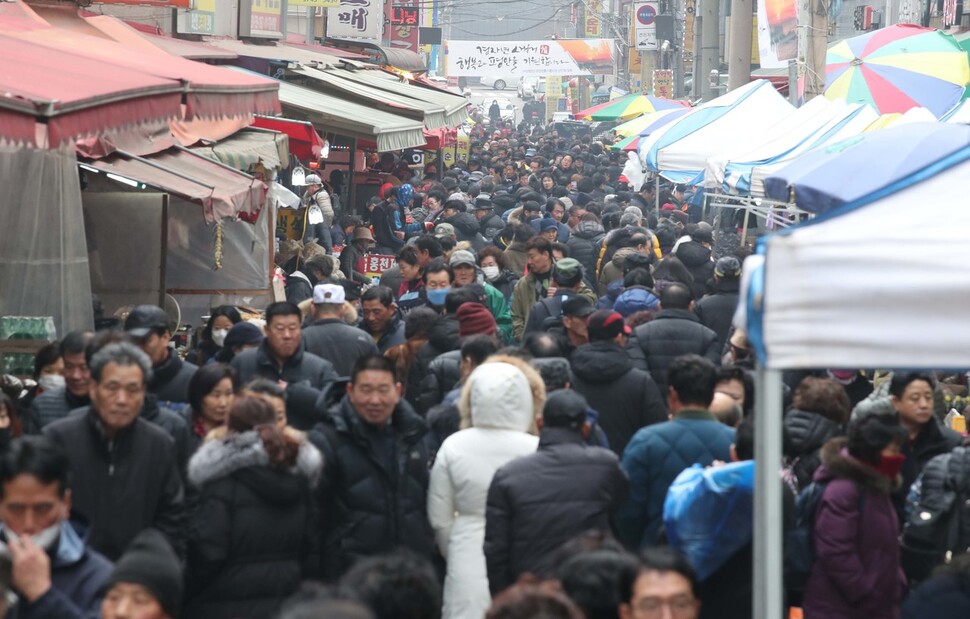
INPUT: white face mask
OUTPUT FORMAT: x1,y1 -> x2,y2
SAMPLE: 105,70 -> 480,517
38,374 -> 65,392
211,329 -> 229,347
482,265 -> 501,281
2,520 -> 62,556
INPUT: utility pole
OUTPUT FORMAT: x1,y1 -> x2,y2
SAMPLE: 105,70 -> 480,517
674,0 -> 685,97
700,0 -> 719,99
797,0 -> 827,101
727,0 -> 752,90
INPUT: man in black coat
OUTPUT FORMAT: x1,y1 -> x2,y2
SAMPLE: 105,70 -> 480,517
308,355 -> 434,579
471,196 -> 505,241
43,342 -> 184,562
439,199 -> 486,251
695,255 -> 741,347
626,282 -> 721,399
124,304 -> 197,413
673,224 -> 715,300
484,390 -> 628,594
302,284 -> 379,378
571,310 -> 667,456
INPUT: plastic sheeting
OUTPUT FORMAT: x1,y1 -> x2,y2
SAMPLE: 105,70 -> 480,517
166,197 -> 272,292
749,147 -> 970,369
0,146 -> 93,336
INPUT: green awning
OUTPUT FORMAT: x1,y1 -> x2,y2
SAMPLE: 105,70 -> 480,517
190,128 -> 289,171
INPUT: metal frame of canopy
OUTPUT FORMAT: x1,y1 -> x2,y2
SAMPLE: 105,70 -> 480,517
702,191 -> 810,240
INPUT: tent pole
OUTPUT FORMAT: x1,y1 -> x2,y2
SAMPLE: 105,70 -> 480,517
754,367 -> 784,619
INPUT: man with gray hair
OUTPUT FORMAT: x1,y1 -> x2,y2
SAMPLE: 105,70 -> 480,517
43,342 -> 184,561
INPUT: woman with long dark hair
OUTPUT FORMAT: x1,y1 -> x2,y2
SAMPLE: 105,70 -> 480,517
185,363 -> 238,456
187,306 -> 242,366
184,396 -> 322,619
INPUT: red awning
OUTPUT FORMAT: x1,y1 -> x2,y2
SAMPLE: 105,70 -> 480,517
0,0 -> 49,32
422,127 -> 457,150
10,21 -> 280,121
252,116 -> 325,160
0,33 -> 184,147
83,148 -> 267,223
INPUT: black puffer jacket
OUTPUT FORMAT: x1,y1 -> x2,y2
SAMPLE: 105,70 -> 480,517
407,315 -> 460,408
184,432 -> 322,619
626,309 -> 721,398
302,318 -> 379,378
230,340 -> 336,391
416,350 -> 462,415
485,428 -> 628,594
566,222 -> 605,288
486,270 -> 520,304
442,212 -> 486,250
308,397 -> 434,579
894,418 -> 962,521
570,341 -> 667,455
479,211 -> 505,241
149,350 -> 197,409
783,409 -> 844,491
695,279 -> 740,347
674,241 -> 715,300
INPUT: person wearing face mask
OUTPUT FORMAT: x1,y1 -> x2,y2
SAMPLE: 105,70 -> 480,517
0,436 -> 114,619
30,332 -> 94,429
186,306 -> 242,367
17,344 -> 63,414
477,247 -> 519,304
802,414 -> 909,619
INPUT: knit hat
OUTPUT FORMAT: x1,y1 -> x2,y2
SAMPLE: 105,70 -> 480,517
539,218 -> 560,232
108,529 -> 183,618
586,309 -> 631,341
543,389 -> 589,430
223,321 -> 263,350
457,302 -> 497,337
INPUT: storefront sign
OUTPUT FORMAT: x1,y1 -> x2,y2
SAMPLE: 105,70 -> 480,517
327,0 -> 382,43
756,0 -> 796,68
585,0 -> 602,37
634,2 -> 658,51
180,0 -> 216,34
445,39 -> 615,76
243,0 -> 283,38
387,0 -> 420,52
653,69 -> 673,99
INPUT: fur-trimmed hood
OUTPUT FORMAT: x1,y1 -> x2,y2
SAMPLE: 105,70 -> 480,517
815,437 -> 898,494
188,430 -> 323,490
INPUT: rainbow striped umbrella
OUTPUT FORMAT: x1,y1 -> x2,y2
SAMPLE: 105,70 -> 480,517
826,24 -> 970,118
577,93 -> 687,122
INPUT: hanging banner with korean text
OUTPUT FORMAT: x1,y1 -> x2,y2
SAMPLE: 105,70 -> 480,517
653,69 -> 673,98
585,0 -> 602,37
445,39 -> 616,76
327,0 -> 382,43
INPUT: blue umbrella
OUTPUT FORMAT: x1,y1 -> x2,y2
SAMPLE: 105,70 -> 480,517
763,122 -> 970,213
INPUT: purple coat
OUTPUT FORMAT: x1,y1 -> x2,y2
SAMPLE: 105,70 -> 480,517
803,438 -> 906,619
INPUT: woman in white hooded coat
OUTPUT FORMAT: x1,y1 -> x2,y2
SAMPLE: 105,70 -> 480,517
427,360 -> 542,619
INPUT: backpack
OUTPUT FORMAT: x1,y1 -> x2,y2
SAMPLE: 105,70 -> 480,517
785,480 -> 864,594
900,447 -> 970,584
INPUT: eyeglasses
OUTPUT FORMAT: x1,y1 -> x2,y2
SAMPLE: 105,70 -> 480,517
633,595 -> 698,618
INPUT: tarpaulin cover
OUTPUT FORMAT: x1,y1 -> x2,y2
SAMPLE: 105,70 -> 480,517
190,129 -> 289,172
704,98 -> 876,195
204,38 -> 342,67
762,122 -> 970,213
749,145 -> 970,369
642,80 -> 794,184
80,15 -> 238,60
239,68 -> 425,152
335,70 -> 470,127
252,116 -> 325,160
294,66 -> 448,130
11,25 -> 280,121
85,148 -> 267,223
0,145 -> 93,336
0,33 -> 184,147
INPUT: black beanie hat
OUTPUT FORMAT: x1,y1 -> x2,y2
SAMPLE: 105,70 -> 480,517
108,529 -> 183,617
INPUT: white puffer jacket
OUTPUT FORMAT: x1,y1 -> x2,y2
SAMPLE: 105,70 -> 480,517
427,362 -> 539,619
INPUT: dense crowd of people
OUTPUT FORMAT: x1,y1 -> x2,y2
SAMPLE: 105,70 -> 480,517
1,117 -> 969,619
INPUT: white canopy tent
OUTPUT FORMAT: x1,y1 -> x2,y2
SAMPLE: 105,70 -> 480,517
640,80 -> 794,184
705,98 -> 876,196
743,142 -> 970,617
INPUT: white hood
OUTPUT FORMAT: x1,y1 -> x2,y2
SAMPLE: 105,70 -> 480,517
468,362 -> 535,432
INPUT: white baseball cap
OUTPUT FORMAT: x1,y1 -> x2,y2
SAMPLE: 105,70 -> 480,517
312,283 -> 345,305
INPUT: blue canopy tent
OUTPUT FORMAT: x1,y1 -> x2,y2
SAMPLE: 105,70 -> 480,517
743,140 -> 970,617
763,122 -> 970,213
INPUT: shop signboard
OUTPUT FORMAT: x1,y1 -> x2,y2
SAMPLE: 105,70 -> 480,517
239,0 -> 283,38
653,69 -> 673,98
585,0 -> 602,37
756,0 -> 796,68
387,0 -> 420,52
445,39 -> 616,76
356,254 -> 397,281
181,0 -> 216,34
327,0 -> 382,43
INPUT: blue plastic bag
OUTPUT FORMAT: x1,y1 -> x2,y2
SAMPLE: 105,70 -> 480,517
663,461 -> 755,581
